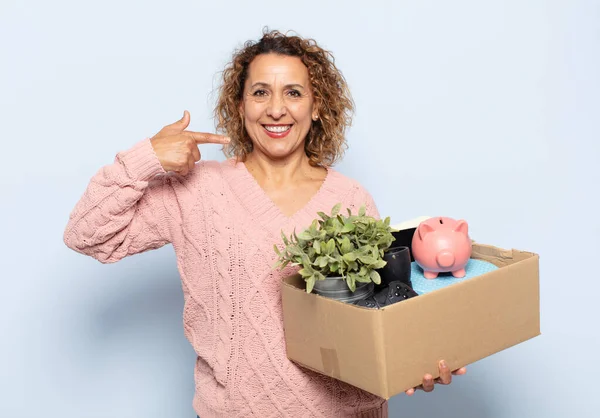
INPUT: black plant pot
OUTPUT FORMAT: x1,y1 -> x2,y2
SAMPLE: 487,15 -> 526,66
311,276 -> 375,304
376,246 -> 412,290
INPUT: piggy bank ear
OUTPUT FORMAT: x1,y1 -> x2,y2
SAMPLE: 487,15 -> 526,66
453,220 -> 469,235
417,222 -> 435,240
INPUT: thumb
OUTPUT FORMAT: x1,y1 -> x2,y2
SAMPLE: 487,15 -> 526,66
165,110 -> 190,132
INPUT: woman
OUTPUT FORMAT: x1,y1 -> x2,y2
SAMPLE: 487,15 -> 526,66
63,29 -> 466,417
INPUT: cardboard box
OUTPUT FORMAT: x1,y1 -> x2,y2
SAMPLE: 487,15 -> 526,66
280,219 -> 540,399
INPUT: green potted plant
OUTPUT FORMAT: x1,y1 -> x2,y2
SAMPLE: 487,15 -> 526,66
273,203 -> 398,303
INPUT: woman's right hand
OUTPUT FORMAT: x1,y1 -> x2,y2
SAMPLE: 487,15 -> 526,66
150,110 -> 230,176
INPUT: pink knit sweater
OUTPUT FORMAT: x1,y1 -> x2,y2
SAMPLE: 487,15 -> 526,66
64,138 -> 388,418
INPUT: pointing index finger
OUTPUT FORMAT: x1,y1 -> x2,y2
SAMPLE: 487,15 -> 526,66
186,131 -> 231,145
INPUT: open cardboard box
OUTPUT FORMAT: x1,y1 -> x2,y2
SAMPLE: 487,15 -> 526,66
281,217 -> 541,399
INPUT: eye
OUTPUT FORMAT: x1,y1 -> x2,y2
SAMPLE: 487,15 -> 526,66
287,90 -> 302,98
252,89 -> 267,97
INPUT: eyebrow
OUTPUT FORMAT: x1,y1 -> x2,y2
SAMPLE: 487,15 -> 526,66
250,82 -> 305,90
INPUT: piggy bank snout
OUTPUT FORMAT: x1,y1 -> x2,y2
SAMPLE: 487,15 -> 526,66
436,250 -> 455,268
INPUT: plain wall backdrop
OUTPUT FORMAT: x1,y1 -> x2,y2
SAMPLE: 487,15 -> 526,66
1,0 -> 598,417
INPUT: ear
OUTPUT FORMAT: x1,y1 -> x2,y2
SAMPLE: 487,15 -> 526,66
417,222 -> 434,240
312,96 -> 321,121
453,220 -> 469,235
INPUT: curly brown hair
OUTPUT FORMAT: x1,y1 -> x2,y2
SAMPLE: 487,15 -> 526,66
213,28 -> 354,167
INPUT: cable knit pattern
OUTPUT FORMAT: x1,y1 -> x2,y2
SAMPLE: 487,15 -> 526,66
64,138 -> 388,418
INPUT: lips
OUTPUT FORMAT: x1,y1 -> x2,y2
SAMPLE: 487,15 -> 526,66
262,124 -> 292,138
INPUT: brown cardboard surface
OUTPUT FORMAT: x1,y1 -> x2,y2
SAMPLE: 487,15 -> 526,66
281,275 -> 388,395
281,243 -> 541,399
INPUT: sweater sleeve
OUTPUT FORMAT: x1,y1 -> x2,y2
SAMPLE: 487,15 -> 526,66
63,138 -> 177,263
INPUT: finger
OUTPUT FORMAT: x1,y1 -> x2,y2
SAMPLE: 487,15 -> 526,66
452,367 -> 467,376
188,155 -> 195,172
164,110 -> 191,133
178,164 -> 189,177
436,360 -> 452,385
186,131 -> 231,145
191,143 -> 201,162
422,374 -> 435,392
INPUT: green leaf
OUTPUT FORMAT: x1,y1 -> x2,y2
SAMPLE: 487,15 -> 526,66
315,256 -> 329,268
342,252 -> 357,262
313,240 -> 321,254
297,231 -> 313,241
320,241 -> 328,255
340,222 -> 355,233
273,244 -> 281,256
306,275 -> 316,293
326,238 -> 335,255
354,272 -> 372,283
357,255 -> 377,265
371,259 -> 387,269
298,266 -> 315,277
346,260 -> 359,271
340,236 -> 353,253
303,252 -> 315,265
359,206 -> 366,217
331,203 -> 341,217
346,275 -> 356,292
309,219 -> 319,234
281,230 -> 290,245
287,245 -> 304,257
370,270 -> 381,285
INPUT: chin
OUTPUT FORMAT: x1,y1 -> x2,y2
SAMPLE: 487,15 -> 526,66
254,137 -> 305,160
263,147 -> 299,160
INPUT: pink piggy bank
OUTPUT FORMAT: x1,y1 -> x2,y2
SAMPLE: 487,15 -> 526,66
411,217 -> 472,279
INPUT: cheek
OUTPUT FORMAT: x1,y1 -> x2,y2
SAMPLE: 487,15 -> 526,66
242,100 -> 264,123
289,103 -> 314,122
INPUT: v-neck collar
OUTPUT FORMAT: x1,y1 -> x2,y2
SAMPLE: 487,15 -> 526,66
222,158 -> 340,237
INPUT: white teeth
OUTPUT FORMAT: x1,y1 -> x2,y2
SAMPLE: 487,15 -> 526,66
264,125 -> 291,133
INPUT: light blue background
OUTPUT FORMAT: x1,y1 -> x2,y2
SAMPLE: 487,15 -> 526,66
1,0 -> 598,417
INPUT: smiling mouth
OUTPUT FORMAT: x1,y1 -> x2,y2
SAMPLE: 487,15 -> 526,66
263,124 -> 292,133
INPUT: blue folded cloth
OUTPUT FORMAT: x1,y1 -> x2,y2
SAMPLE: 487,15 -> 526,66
411,258 -> 499,295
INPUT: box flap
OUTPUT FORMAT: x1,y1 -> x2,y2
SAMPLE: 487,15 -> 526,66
471,243 -> 539,267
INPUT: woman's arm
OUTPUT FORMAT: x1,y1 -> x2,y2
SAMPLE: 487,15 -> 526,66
63,138 -> 176,263
64,111 -> 230,263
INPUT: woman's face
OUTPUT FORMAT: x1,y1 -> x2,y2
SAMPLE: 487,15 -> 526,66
241,53 -> 318,162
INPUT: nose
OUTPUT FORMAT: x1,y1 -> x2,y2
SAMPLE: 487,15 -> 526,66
436,251 -> 455,268
266,93 -> 287,119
